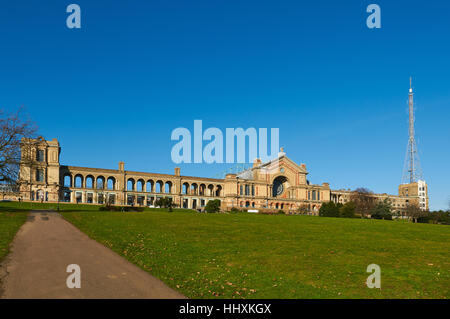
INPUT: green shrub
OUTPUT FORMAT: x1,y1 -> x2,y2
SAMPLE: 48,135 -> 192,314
319,202 -> 340,217
205,199 -> 221,213
370,199 -> 393,220
154,197 -> 174,212
339,202 -> 356,218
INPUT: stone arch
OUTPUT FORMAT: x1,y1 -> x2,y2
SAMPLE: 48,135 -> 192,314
215,185 -> 222,197
96,176 -> 106,189
136,179 -> 145,192
74,174 -> 83,188
127,178 -> 135,191
107,177 -> 116,190
272,176 -> 289,197
155,180 -> 164,193
164,181 -> 173,194
199,184 -> 206,196
182,182 -> 190,194
207,184 -> 214,196
85,175 -> 94,189
191,183 -> 198,195
63,174 -> 72,187
37,189 -> 44,201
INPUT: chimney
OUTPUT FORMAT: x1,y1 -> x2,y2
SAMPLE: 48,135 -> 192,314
175,167 -> 180,176
119,161 -> 125,172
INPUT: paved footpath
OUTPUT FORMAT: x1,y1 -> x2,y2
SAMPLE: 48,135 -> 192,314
0,211 -> 184,299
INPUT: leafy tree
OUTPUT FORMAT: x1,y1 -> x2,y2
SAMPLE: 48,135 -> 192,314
205,199 -> 221,213
370,199 -> 393,220
155,197 -> 174,212
339,202 -> 356,218
319,202 -> 340,217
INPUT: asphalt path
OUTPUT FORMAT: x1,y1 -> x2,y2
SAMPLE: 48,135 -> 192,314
0,211 -> 184,299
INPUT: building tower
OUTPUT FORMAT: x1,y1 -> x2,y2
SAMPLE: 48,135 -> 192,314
399,78 -> 428,210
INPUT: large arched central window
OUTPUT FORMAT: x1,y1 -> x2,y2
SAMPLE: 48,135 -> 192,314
272,176 -> 288,197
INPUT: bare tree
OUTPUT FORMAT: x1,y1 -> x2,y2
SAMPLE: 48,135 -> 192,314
0,107 -> 36,186
405,203 -> 428,223
350,187 -> 376,218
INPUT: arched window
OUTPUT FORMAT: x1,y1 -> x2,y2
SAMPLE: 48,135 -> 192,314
199,184 -> 206,196
165,181 -> 172,194
182,183 -> 189,194
63,174 -> 71,187
215,185 -> 222,197
208,184 -> 214,196
127,178 -> 135,191
136,179 -> 144,192
155,181 -> 163,193
74,175 -> 83,188
107,177 -> 115,190
85,176 -> 94,188
96,176 -> 105,189
191,183 -> 198,195
272,176 -> 288,197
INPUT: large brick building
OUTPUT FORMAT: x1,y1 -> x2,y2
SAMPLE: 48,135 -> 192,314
13,137 -> 428,214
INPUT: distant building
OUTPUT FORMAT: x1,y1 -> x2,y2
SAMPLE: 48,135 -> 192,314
13,137 -> 428,214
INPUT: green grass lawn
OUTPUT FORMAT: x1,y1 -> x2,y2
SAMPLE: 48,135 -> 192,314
0,201 -> 102,212
0,207 -> 28,262
61,210 -> 450,299
0,201 -> 194,213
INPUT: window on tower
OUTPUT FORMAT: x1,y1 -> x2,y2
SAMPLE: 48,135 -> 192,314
36,169 -> 44,182
37,150 -> 44,162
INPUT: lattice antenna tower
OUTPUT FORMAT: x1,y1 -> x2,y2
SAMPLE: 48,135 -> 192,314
401,77 -> 423,184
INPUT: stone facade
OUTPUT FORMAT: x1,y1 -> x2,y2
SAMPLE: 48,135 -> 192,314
14,137 -> 428,214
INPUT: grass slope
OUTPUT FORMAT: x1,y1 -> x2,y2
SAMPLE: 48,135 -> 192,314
61,210 -> 450,299
0,201 -> 102,212
0,207 -> 28,262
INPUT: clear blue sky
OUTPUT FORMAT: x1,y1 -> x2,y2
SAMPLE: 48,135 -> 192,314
1,1 -> 449,210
